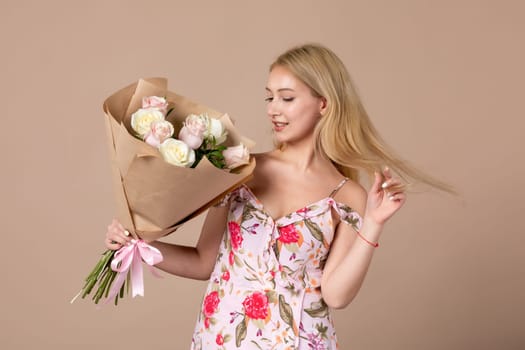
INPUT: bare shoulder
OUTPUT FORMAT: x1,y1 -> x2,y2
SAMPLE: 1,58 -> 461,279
252,151 -> 282,168
334,178 -> 368,216
247,151 -> 281,184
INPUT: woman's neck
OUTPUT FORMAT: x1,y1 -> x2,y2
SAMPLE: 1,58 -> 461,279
274,139 -> 329,173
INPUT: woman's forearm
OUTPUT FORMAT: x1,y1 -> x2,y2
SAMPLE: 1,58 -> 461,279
322,219 -> 384,309
149,241 -> 212,280
148,206 -> 228,281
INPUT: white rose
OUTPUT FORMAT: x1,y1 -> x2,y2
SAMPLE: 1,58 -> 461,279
131,108 -> 165,138
223,143 -> 250,169
159,138 -> 196,167
204,115 -> 227,145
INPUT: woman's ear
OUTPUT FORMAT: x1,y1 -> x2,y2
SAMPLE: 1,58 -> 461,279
319,97 -> 328,116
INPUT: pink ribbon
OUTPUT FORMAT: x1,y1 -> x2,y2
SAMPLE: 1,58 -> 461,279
106,239 -> 163,302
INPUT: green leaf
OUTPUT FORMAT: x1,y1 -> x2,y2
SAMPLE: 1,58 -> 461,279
304,300 -> 329,318
235,318 -> 247,347
234,254 -> 243,267
266,290 -> 278,304
304,219 -> 324,242
278,294 -> 294,328
315,323 -> 329,337
242,203 -> 257,222
284,242 -> 299,253
272,240 -> 280,260
250,341 -> 264,350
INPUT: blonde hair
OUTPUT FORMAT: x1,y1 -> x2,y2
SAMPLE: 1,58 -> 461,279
270,43 -> 454,193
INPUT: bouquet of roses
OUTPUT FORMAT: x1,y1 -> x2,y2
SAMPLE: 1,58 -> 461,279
72,78 -> 255,305
133,95 -> 250,171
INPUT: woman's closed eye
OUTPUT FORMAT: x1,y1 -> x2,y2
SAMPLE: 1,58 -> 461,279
265,96 -> 295,103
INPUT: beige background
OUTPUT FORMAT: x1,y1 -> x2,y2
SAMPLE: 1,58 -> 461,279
2,0 -> 524,349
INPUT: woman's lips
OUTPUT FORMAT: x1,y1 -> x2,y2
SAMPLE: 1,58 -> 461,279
272,121 -> 289,131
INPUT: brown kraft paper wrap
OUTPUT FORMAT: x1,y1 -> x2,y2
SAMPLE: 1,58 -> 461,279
103,77 -> 256,241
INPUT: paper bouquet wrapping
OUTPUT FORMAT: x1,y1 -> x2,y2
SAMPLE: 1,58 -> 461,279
72,78 -> 255,305
104,77 -> 255,241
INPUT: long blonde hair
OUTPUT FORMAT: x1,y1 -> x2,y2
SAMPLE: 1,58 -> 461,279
271,43 -> 454,193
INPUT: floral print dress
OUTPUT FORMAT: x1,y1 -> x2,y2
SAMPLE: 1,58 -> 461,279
191,178 -> 362,350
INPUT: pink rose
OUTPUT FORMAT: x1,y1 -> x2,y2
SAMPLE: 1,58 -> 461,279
144,120 -> 174,147
178,114 -> 207,149
142,96 -> 168,115
229,221 -> 243,250
223,143 -> 250,169
242,291 -> 269,320
278,224 -> 300,244
203,291 -> 220,318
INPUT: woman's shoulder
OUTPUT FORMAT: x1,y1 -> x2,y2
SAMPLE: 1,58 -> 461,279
245,152 -> 276,188
250,151 -> 284,175
251,151 -> 282,165
334,177 -> 367,217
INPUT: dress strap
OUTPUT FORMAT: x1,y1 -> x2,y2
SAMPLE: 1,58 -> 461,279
329,177 -> 349,198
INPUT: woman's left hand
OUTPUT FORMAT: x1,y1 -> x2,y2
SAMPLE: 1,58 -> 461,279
364,167 -> 406,226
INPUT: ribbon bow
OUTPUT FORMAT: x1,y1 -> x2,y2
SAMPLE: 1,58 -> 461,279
106,239 -> 163,302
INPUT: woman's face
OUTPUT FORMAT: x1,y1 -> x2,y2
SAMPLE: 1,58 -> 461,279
265,65 -> 325,145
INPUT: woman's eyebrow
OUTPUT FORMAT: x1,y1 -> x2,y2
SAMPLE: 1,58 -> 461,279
265,87 -> 295,92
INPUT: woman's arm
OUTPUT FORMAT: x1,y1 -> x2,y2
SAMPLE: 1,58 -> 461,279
321,169 -> 406,309
106,204 -> 229,281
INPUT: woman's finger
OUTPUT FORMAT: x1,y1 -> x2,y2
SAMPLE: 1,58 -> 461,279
381,174 -> 405,195
115,219 -> 126,232
387,192 -> 406,203
106,223 -> 132,244
382,167 -> 392,180
105,237 -> 122,250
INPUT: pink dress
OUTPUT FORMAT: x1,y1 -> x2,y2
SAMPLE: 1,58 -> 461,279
191,179 -> 362,349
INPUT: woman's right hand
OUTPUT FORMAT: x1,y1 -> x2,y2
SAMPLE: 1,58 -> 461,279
105,219 -> 132,250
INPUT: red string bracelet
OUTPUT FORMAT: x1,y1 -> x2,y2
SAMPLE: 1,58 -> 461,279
356,231 -> 379,248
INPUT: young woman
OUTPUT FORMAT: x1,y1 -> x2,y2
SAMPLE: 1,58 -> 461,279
106,43 -> 447,349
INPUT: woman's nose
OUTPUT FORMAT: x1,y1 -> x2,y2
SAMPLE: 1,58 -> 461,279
267,101 -> 281,117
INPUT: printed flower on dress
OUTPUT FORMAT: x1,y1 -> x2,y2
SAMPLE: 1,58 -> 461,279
221,270 -> 230,281
229,221 -> 243,250
234,291 -> 272,346
216,333 -> 224,345
278,224 -> 300,244
203,290 -> 221,328
277,223 -> 304,255
307,332 -> 327,350
242,291 -> 269,320
337,203 -> 363,231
